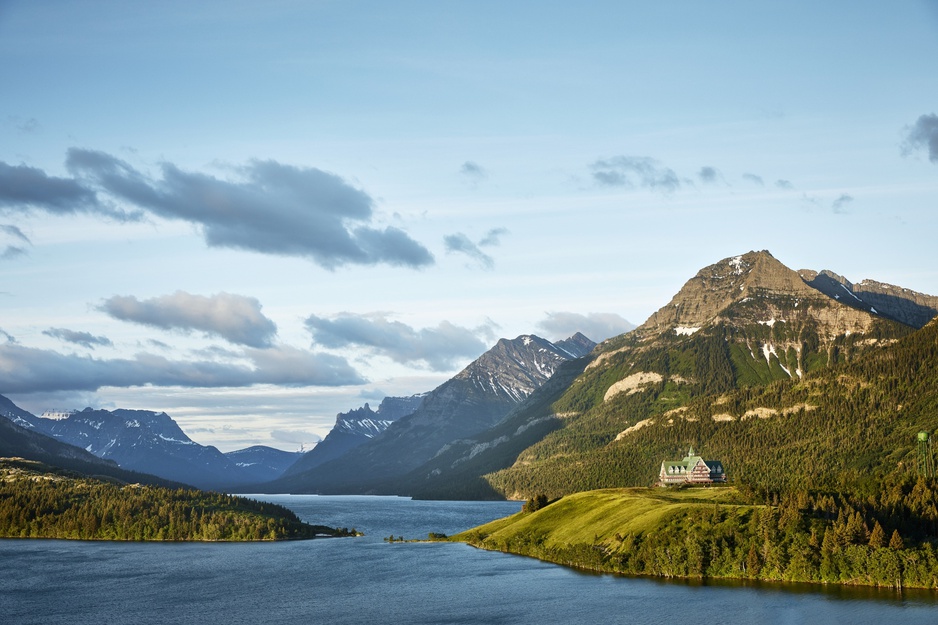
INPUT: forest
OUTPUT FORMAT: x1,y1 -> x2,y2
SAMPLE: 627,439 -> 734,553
456,479 -> 938,589
483,317 -> 938,501
0,459 -> 357,541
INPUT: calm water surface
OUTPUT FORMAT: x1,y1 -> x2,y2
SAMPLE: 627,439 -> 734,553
2,495 -> 936,624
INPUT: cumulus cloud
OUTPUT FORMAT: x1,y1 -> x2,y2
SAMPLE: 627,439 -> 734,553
590,156 -> 680,192
742,173 -> 764,186
832,193 -> 854,213
305,312 -> 492,371
0,342 -> 364,394
42,328 -> 113,349
537,312 -> 636,343
59,148 -> 433,269
460,161 -> 488,181
100,291 -> 278,348
444,232 -> 494,269
698,166 -> 720,184
902,113 -> 938,162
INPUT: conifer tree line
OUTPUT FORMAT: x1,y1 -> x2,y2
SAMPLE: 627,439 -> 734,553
464,477 -> 938,588
0,461 -> 355,541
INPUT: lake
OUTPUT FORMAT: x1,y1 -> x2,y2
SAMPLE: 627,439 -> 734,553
2,495 -> 936,624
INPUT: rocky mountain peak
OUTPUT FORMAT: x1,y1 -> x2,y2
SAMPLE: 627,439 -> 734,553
556,332 -> 597,357
799,268 -> 938,329
637,250 -> 822,337
458,334 -> 594,403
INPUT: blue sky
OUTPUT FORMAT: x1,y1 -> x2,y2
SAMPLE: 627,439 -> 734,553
2,1 -> 937,451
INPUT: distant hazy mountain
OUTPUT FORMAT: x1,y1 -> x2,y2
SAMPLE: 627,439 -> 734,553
0,398 -> 296,489
266,333 -> 596,494
223,446 -> 304,484
280,394 -> 427,478
0,406 -> 187,488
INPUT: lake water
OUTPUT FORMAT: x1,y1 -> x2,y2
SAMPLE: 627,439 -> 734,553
2,495 -> 936,624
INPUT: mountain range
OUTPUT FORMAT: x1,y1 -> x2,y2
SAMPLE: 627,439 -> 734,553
265,332 -> 596,493
2,249 -> 936,500
2,403 -> 300,489
280,393 -> 427,478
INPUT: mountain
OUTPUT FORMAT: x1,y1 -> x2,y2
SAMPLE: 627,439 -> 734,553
1,399 -> 285,489
265,333 -> 596,494
419,250 -> 934,500
18,407 -> 243,489
280,393 -> 426,478
0,410 -> 188,488
223,446 -> 304,484
799,269 -> 938,329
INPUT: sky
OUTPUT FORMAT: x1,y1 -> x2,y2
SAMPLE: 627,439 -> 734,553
1,1 -> 937,452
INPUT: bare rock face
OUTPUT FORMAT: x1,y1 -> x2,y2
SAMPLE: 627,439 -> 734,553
636,250 -> 877,340
800,269 -> 938,329
281,393 -> 426,477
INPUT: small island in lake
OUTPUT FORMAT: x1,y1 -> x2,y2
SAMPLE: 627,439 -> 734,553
0,458 -> 358,541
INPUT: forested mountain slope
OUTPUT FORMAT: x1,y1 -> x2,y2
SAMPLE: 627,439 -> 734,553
432,251 -> 934,500
486,312 -> 938,501
266,334 -> 595,494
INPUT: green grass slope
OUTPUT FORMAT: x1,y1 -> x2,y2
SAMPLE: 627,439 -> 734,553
450,486 -> 938,589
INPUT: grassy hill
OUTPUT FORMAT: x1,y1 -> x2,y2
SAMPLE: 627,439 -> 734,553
449,486 -> 938,589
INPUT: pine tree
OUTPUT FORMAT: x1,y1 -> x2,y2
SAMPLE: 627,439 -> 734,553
888,529 -> 904,550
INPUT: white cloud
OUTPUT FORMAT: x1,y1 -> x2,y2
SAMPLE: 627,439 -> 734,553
100,291 -> 278,348
306,312 -> 493,371
537,312 -> 636,343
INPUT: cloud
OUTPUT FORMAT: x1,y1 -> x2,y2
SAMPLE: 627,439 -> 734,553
0,224 -> 30,244
0,161 -> 120,217
305,312 -> 492,371
831,193 -> 854,213
0,329 -> 15,343
590,156 -> 680,192
537,312 -> 636,343
478,227 -> 508,247
1,246 -> 26,260
460,161 -> 488,181
0,342 -> 364,394
63,148 -> 433,269
698,166 -> 720,184
444,232 -> 494,269
100,291 -> 278,348
902,113 -> 938,162
801,193 -> 820,206
270,429 -> 322,446
0,224 -> 31,261
775,179 -> 794,189
42,328 -> 113,349
742,173 -> 764,186
5,116 -> 40,134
